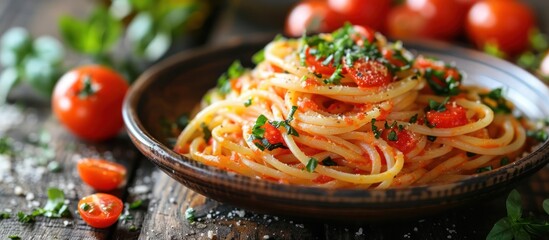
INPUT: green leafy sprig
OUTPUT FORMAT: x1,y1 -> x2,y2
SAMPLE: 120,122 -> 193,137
487,189 -> 549,239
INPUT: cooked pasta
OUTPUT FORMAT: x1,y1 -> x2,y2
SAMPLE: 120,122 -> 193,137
173,25 -> 545,188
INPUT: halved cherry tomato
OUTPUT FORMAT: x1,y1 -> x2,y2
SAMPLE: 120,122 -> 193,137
77,158 -> 127,191
78,193 -> 123,228
345,59 -> 392,88
466,0 -> 535,56
426,102 -> 468,128
263,123 -> 284,145
52,65 -> 129,141
327,0 -> 391,32
382,128 -> 418,154
285,1 -> 344,37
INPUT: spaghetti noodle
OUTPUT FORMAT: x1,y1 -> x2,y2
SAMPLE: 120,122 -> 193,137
173,25 -> 546,188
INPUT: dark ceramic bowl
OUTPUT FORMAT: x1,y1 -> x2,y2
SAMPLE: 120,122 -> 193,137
123,37 -> 549,221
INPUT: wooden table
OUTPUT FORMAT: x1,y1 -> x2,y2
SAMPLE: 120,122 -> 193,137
1,1 -> 548,239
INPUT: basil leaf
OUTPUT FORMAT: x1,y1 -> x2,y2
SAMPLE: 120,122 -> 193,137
0,27 -> 32,66
252,49 -> 265,64
321,156 -> 337,166
200,122 -> 211,142
486,218 -> 514,240
33,36 -> 64,64
23,56 -> 60,96
129,199 -> 143,210
506,189 -> 522,220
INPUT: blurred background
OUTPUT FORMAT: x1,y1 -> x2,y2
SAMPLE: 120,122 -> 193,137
1,0 -> 549,103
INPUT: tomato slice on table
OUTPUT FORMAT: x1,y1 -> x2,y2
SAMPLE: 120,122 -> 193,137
345,59 -> 392,88
77,158 -> 127,191
426,103 -> 469,128
78,193 -> 123,228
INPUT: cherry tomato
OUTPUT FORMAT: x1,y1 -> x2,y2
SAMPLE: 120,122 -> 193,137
386,6 -> 429,40
466,0 -> 535,56
345,59 -> 392,88
77,158 -> 127,191
387,0 -> 464,40
52,65 -> 129,141
426,102 -> 468,128
78,193 -> 123,228
313,174 -> 335,184
382,128 -> 418,154
285,1 -> 344,37
327,0 -> 392,32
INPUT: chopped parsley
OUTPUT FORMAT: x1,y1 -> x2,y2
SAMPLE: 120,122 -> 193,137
423,68 -> 460,96
185,207 -> 196,222
481,88 -> 512,114
129,225 -> 139,232
34,188 -> 71,218
200,122 -> 212,142
387,130 -> 398,141
269,106 -> 299,136
466,152 -> 477,158
427,135 -> 437,142
244,98 -> 252,107
250,115 -> 268,140
500,157 -> 510,166
217,60 -> 246,94
427,97 -> 450,112
17,211 -> 35,223
177,113 -> 190,129
371,119 -> 381,139
8,235 -> 20,240
0,136 -> 13,156
527,129 -> 548,142
129,199 -> 143,210
0,212 -> 10,219
477,166 -> 493,173
321,156 -> 338,166
323,66 -> 343,85
252,49 -> 265,64
424,118 -> 436,128
305,158 -> 318,172
409,114 -> 418,124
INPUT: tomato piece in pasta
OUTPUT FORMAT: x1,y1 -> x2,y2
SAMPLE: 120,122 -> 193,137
426,103 -> 468,128
382,129 -> 419,154
345,59 -> 392,88
305,48 -> 339,76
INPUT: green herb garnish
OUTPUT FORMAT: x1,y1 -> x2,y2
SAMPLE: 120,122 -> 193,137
409,114 -> 418,124
244,98 -> 252,107
423,68 -> 460,96
371,119 -> 381,139
35,187 -> 71,218
217,60 -> 246,94
387,130 -> 398,141
305,158 -> 318,173
185,207 -> 196,222
200,122 -> 211,142
80,203 -> 91,211
17,211 -> 35,223
500,157 -> 510,166
129,199 -> 143,210
8,235 -> 20,240
427,97 -> 450,112
427,136 -> 437,142
481,88 -> 512,114
487,190 -> 549,240
252,49 -> 265,64
0,212 -> 10,219
477,166 -> 493,173
527,130 -> 548,142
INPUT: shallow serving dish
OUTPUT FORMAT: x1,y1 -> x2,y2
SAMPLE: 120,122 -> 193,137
123,37 -> 549,221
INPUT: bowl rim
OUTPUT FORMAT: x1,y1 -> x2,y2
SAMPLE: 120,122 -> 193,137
123,36 -> 549,207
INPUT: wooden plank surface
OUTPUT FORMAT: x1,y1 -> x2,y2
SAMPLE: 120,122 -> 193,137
1,0 -> 549,239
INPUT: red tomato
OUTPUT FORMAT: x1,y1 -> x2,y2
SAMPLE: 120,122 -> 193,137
78,193 -> 123,228
387,0 -> 464,40
313,175 -> 335,184
382,128 -> 418,154
264,123 -> 284,145
466,0 -> 535,56
52,65 -> 129,141
285,1 -> 344,37
386,6 -> 429,40
426,103 -> 468,128
345,59 -> 392,88
327,0 -> 392,32
305,48 -> 338,76
77,158 -> 127,191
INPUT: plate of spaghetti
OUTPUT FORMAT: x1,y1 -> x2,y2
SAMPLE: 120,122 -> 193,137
124,25 -> 549,220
